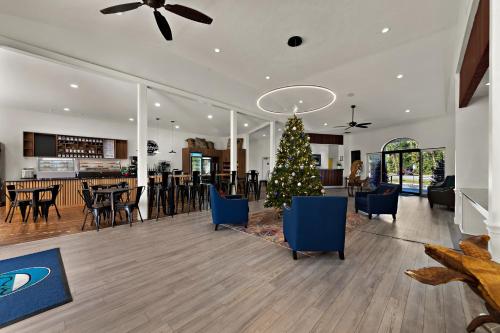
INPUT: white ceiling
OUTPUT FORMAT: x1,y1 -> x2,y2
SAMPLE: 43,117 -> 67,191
0,0 -> 461,134
0,48 -> 265,136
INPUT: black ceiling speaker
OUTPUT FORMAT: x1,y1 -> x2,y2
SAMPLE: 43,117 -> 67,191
288,36 -> 303,47
332,105 -> 373,133
100,0 -> 213,41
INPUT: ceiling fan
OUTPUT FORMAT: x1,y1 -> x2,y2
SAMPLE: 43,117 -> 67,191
333,105 -> 372,133
100,1 -> 213,41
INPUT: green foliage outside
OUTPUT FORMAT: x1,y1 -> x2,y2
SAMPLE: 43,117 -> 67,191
265,115 -> 324,209
384,139 -> 445,177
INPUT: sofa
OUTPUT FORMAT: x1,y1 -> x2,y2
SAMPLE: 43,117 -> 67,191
210,185 -> 249,230
427,175 -> 455,210
355,183 -> 399,220
283,196 -> 348,260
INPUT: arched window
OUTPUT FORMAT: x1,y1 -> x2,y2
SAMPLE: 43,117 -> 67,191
383,138 -> 419,152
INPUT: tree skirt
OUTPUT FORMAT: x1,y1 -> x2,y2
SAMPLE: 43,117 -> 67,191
222,209 -> 367,250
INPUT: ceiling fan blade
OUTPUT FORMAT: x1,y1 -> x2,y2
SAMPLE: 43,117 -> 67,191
154,10 -> 173,41
100,2 -> 143,14
356,122 -> 372,126
165,4 -> 213,24
356,125 -> 369,128
344,131 -> 352,134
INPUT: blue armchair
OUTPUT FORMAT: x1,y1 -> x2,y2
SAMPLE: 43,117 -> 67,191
355,183 -> 399,220
210,185 -> 249,230
283,196 -> 348,260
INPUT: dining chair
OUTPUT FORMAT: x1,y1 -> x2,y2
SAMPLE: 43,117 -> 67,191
81,189 -> 111,231
5,185 -> 32,223
115,186 -> 145,226
37,184 -> 62,222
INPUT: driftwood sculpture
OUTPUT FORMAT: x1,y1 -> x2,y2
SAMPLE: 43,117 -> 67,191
347,160 -> 369,196
405,235 -> 500,332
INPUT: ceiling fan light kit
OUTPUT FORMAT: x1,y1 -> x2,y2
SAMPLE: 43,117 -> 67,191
100,1 -> 213,41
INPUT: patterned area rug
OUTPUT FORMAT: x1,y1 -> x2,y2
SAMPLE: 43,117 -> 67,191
222,209 -> 367,250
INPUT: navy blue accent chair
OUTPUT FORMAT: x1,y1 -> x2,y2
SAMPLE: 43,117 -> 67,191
283,196 -> 348,260
355,183 -> 399,220
210,185 -> 249,230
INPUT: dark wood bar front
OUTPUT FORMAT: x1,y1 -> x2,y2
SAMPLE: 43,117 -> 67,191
318,169 -> 344,186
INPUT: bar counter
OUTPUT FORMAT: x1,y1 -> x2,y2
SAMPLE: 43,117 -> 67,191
318,169 -> 344,186
5,176 -> 160,209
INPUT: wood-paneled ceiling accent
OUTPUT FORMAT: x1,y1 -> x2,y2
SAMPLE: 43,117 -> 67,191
459,0 -> 489,108
307,133 -> 343,145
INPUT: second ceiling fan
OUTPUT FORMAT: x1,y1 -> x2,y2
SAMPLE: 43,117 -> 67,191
100,1 -> 213,41
333,105 -> 372,133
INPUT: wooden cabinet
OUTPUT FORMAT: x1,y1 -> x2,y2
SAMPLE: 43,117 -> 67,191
23,132 -> 34,157
115,140 -> 128,159
318,169 -> 344,186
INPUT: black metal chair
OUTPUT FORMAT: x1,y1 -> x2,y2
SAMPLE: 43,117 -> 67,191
37,184 -> 62,222
5,184 -> 32,223
245,170 -> 259,200
188,171 -> 203,212
81,189 -> 111,231
174,170 -> 189,213
115,186 -> 145,226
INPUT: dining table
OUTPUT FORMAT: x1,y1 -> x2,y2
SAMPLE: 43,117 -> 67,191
92,187 -> 129,227
10,187 -> 52,223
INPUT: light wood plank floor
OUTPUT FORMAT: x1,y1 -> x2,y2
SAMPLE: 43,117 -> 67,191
0,190 -> 497,333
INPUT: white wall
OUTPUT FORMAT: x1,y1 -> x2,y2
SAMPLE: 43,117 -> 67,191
0,108 -> 226,179
343,114 -> 456,178
248,135 -> 269,176
455,94 -> 489,189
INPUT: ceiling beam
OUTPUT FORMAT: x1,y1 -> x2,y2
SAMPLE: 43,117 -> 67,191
0,35 -> 271,121
459,0 -> 489,108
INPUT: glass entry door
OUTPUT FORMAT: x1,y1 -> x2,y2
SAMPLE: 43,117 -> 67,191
382,150 -> 422,195
401,151 -> 421,195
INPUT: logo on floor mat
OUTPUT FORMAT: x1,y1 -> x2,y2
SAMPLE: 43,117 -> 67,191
0,267 -> 51,298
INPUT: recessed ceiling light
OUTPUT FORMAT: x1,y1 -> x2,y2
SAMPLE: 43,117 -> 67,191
175,125 -> 180,129
263,134 -> 266,137
63,108 -> 71,112
116,12 -> 123,16
323,122 -> 328,126
129,118 -> 134,122
244,123 -> 249,127
70,83 -> 79,89
299,100 -> 303,104
155,102 -> 161,107
214,48 -> 220,53
381,27 -> 391,34
208,114 -> 213,119
405,109 -> 411,113
397,74 -> 404,79
486,82 -> 491,86
278,128 -> 282,132
265,76 -> 270,80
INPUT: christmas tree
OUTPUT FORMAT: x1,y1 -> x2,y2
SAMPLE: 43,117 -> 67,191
265,115 -> 324,209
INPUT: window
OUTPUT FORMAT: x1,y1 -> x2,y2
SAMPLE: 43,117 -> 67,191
383,138 -> 419,152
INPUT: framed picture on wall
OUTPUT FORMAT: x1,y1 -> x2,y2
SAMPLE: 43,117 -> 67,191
312,154 -> 321,166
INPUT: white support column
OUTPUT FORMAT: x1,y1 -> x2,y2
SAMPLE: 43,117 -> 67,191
269,121 -> 276,171
230,110 -> 237,193
243,134 -> 250,172
488,0 -> 500,261
137,83 -> 148,216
